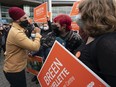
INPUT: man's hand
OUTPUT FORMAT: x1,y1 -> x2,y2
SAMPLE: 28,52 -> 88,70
34,27 -> 41,33
47,16 -> 50,21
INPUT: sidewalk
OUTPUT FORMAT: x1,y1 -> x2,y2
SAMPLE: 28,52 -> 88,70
0,51 -> 41,87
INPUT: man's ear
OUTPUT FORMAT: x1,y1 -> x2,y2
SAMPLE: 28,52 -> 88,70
16,19 -> 20,23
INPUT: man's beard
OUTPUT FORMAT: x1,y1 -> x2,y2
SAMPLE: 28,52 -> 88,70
19,20 -> 30,28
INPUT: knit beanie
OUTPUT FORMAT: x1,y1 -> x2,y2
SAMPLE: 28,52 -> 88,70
8,7 -> 25,21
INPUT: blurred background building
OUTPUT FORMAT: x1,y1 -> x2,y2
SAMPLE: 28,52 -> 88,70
0,0 -> 77,23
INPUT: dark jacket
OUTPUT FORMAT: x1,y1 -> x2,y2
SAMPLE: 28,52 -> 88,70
63,30 -> 83,54
78,32 -> 116,87
41,30 -> 83,54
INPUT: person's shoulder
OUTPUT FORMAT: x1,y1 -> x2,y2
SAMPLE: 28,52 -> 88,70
96,32 -> 116,48
10,26 -> 23,34
98,32 -> 116,42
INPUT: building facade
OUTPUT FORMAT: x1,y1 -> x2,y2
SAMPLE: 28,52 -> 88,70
0,0 -> 42,22
0,0 -> 77,23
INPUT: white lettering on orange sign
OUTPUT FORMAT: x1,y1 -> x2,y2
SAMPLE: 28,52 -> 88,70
50,68 -> 70,87
36,7 -> 44,15
87,81 -> 95,87
44,58 -> 63,85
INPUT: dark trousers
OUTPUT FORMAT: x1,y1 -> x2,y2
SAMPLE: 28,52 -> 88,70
3,70 -> 27,87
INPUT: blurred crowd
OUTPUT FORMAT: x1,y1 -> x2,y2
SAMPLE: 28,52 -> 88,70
0,22 -> 11,53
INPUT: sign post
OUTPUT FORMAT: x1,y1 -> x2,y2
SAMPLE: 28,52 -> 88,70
48,0 -> 52,22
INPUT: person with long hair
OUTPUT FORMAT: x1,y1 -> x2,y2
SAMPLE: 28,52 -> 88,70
76,0 -> 116,86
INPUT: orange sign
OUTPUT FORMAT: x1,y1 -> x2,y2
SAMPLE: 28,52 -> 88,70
37,41 -> 110,87
34,2 -> 47,23
35,17 -> 47,23
35,11 -> 51,23
70,1 -> 80,16
71,22 -> 80,31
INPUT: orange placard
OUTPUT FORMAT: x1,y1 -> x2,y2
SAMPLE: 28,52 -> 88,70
35,17 -> 47,23
34,2 -> 47,23
70,1 -> 80,16
71,21 -> 80,31
37,41 -> 110,87
35,11 -> 51,23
